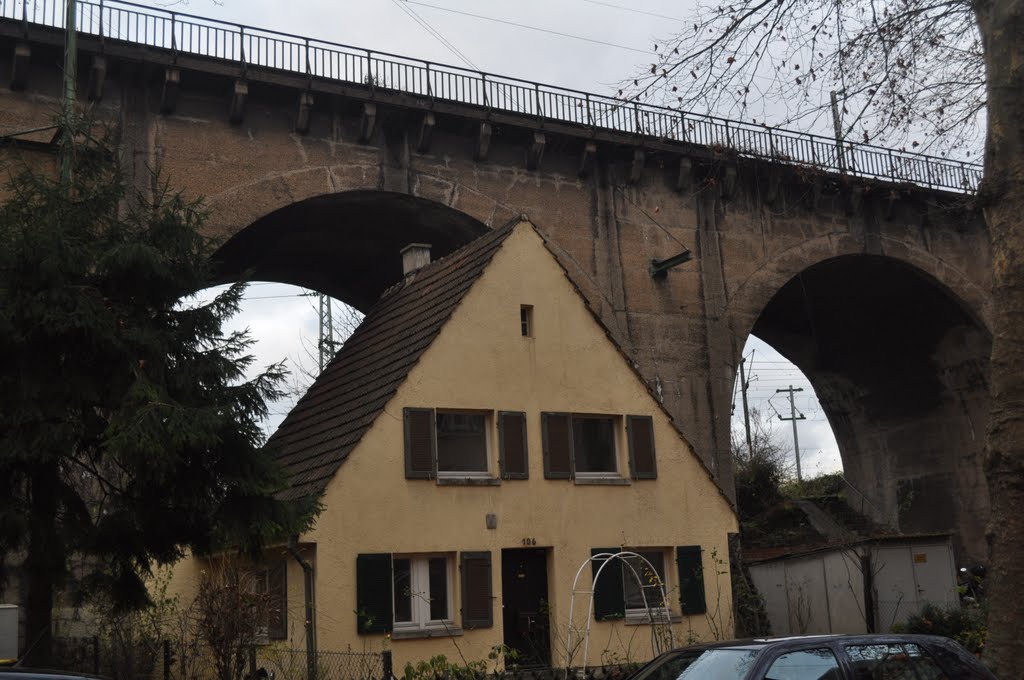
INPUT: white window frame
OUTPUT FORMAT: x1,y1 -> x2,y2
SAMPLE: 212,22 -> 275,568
435,410 -> 492,479
622,548 -> 673,622
572,414 -> 621,479
392,553 -> 455,633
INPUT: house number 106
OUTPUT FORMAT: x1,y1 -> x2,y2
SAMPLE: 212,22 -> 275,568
521,538 -> 537,546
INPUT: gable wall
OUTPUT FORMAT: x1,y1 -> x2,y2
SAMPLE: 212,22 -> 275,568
307,223 -> 739,667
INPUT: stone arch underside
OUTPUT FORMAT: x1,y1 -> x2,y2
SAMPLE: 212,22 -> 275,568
210,190 -> 490,311
746,254 -> 991,563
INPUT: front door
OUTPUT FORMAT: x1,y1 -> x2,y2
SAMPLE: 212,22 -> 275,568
501,548 -> 551,668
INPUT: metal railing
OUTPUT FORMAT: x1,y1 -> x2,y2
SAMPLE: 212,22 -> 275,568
0,0 -> 983,193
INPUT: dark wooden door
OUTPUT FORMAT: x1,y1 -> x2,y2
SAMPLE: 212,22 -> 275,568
501,548 -> 551,668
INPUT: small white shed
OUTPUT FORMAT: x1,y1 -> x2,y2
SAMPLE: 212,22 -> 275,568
747,534 -> 958,635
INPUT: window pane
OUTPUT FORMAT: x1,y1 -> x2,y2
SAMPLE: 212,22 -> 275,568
764,649 -> 840,680
428,557 -> 448,620
623,551 -> 667,610
393,558 -> 412,623
846,644 -> 946,680
573,416 -> 616,473
437,413 -> 488,472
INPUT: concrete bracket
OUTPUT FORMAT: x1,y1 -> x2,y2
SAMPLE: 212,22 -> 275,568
87,55 -> 106,102
416,112 -> 435,153
228,80 -> 248,125
10,43 -> 30,91
295,92 -> 314,135
811,175 -> 824,211
845,184 -> 864,216
159,68 -> 181,115
676,157 -> 693,193
474,122 -> 492,161
765,168 -> 782,205
629,148 -> 645,184
359,102 -> 377,143
526,131 -> 546,171
578,141 -> 597,178
884,190 -> 900,221
720,165 -> 738,199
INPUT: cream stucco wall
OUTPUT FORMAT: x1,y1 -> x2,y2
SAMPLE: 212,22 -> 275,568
304,222 -> 738,671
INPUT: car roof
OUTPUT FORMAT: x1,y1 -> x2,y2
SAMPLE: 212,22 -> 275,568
0,669 -> 108,680
665,633 -> 954,654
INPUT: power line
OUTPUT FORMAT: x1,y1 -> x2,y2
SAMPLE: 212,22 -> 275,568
392,0 -> 479,70
403,1 -> 651,55
581,0 -> 686,23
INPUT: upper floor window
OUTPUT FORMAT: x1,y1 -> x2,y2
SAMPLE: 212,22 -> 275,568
436,412 -> 488,475
405,408 -> 505,480
520,305 -> 533,337
542,413 -> 657,480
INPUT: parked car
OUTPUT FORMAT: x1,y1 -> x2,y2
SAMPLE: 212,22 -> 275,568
0,670 -> 106,680
626,634 -> 996,680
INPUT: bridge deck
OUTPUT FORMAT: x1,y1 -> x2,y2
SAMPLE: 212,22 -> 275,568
0,0 -> 982,193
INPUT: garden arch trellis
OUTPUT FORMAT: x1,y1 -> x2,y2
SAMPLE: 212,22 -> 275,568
564,551 -> 675,671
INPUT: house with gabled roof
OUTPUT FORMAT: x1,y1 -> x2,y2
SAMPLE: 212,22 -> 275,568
169,217 -> 738,670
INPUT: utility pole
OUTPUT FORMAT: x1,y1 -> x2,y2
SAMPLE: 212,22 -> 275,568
317,293 -> 335,372
830,90 -> 846,174
60,0 -> 78,185
738,357 -> 754,462
776,385 -> 807,481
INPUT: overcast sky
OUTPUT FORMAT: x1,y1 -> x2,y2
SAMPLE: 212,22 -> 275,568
171,0 -> 843,478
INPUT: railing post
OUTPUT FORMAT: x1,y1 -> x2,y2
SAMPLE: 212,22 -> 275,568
585,93 -> 594,126
633,102 -> 641,135
170,11 -> 177,54
425,62 -> 433,100
20,0 -> 27,35
366,49 -> 374,92
304,37 -> 311,77
239,25 -> 246,67
534,82 -> 542,120
98,0 -> 104,41
887,148 -> 895,182
481,72 -> 489,110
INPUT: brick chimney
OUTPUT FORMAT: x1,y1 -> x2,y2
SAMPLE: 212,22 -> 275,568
401,243 -> 432,276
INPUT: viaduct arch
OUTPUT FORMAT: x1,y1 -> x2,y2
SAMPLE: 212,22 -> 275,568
0,12 -> 993,562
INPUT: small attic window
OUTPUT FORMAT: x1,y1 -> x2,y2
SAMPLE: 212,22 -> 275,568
520,305 -> 533,337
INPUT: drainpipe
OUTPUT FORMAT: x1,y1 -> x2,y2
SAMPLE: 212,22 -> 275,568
287,536 -> 316,680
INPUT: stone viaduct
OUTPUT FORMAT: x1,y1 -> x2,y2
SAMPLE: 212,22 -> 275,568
0,2 -> 993,562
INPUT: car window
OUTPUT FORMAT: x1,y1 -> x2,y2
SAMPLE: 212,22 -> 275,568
922,640 -> 996,680
764,648 -> 842,680
845,644 -> 947,680
678,649 -> 760,680
629,651 -> 705,680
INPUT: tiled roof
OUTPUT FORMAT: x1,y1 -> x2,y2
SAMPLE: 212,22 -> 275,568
267,219 -> 519,500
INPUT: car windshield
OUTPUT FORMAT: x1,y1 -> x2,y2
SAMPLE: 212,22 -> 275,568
631,649 -> 761,680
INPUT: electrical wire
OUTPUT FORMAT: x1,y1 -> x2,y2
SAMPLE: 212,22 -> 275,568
403,0 -> 651,55
581,0 -> 686,23
391,0 -> 479,70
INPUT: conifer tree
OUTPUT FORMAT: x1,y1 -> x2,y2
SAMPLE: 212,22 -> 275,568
0,125 -> 319,665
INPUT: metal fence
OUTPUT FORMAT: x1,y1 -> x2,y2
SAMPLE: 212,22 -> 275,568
0,0 -> 983,193
256,648 -> 391,680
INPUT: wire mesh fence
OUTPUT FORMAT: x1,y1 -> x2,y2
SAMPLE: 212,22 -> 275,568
256,648 -> 392,680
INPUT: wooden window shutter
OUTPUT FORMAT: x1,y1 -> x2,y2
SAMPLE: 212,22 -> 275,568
675,546 -> 707,615
356,553 -> 394,634
542,412 -> 573,479
499,411 -> 529,479
267,560 -> 288,640
460,551 -> 493,629
591,548 -> 625,620
404,407 -> 436,479
627,415 -> 658,479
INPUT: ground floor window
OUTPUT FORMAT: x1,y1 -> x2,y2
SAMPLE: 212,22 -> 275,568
622,549 -> 669,616
393,554 -> 453,631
